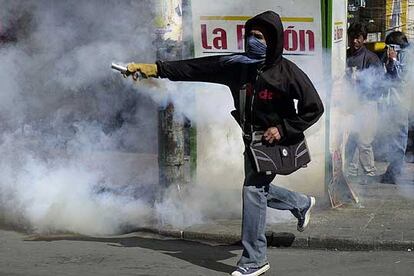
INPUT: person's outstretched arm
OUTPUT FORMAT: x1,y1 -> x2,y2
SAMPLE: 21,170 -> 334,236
127,55 -> 239,86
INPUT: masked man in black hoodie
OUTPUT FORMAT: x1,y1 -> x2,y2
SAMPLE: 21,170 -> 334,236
124,11 -> 324,276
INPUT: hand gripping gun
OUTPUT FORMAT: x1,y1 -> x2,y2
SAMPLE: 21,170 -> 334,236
111,63 -> 142,80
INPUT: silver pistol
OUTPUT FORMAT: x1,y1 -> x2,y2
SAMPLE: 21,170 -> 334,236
111,62 -> 142,80
111,63 -> 128,73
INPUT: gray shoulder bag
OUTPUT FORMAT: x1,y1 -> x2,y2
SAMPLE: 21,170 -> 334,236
239,83 -> 311,175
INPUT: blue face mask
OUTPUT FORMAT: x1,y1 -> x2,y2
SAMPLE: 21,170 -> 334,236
246,35 -> 267,59
220,34 -> 267,65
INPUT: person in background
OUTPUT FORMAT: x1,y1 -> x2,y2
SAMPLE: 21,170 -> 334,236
123,11 -> 324,276
379,31 -> 410,184
345,22 -> 383,183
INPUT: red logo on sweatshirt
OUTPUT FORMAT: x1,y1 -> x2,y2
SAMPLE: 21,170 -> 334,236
244,84 -> 281,100
258,89 -> 273,100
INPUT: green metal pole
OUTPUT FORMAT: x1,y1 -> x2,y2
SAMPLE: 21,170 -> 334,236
321,0 -> 333,201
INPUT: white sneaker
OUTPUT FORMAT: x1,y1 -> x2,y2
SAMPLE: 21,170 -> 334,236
297,196 -> 316,232
231,263 -> 270,276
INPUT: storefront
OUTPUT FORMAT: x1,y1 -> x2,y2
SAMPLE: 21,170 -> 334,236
190,0 -> 348,199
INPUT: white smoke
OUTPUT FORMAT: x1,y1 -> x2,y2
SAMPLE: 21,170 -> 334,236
0,0 -> 161,235
0,0 -> 256,235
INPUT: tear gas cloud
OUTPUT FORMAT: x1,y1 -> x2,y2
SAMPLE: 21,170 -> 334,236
0,0 -> 162,235
0,0 -> 276,235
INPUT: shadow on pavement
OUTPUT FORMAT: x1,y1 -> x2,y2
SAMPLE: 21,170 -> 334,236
27,234 -> 238,274
268,232 -> 296,247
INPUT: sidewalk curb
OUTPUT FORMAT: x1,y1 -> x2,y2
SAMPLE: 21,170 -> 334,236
23,227 -> 414,252
135,227 -> 414,252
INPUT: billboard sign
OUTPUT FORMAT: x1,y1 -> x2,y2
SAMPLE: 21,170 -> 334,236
190,1 -> 323,75
198,15 -> 317,56
191,0 -> 327,196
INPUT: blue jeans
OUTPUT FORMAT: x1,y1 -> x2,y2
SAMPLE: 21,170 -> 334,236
381,103 -> 409,178
237,153 -> 309,268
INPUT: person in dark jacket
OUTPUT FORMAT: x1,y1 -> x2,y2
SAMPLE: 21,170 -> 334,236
345,22 -> 383,183
125,11 -> 324,276
346,23 -> 382,71
379,31 -> 410,184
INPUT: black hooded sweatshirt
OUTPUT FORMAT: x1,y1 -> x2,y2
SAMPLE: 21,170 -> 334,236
156,11 -> 324,145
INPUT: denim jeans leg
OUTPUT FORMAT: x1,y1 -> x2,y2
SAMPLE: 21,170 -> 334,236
266,184 -> 309,213
385,115 -> 409,178
237,153 -> 275,268
237,153 -> 310,268
237,185 -> 269,268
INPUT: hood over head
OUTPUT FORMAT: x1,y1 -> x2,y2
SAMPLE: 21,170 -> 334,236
244,11 -> 284,66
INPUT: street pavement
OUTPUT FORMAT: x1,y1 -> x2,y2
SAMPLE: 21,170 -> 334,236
1,229 -> 413,276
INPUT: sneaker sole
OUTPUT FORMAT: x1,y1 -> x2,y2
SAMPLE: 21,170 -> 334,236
231,263 -> 270,276
297,196 -> 315,232
255,263 -> 270,276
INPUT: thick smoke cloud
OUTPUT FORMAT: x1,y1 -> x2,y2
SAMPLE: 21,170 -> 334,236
0,0 -> 271,235
0,0 -> 161,235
